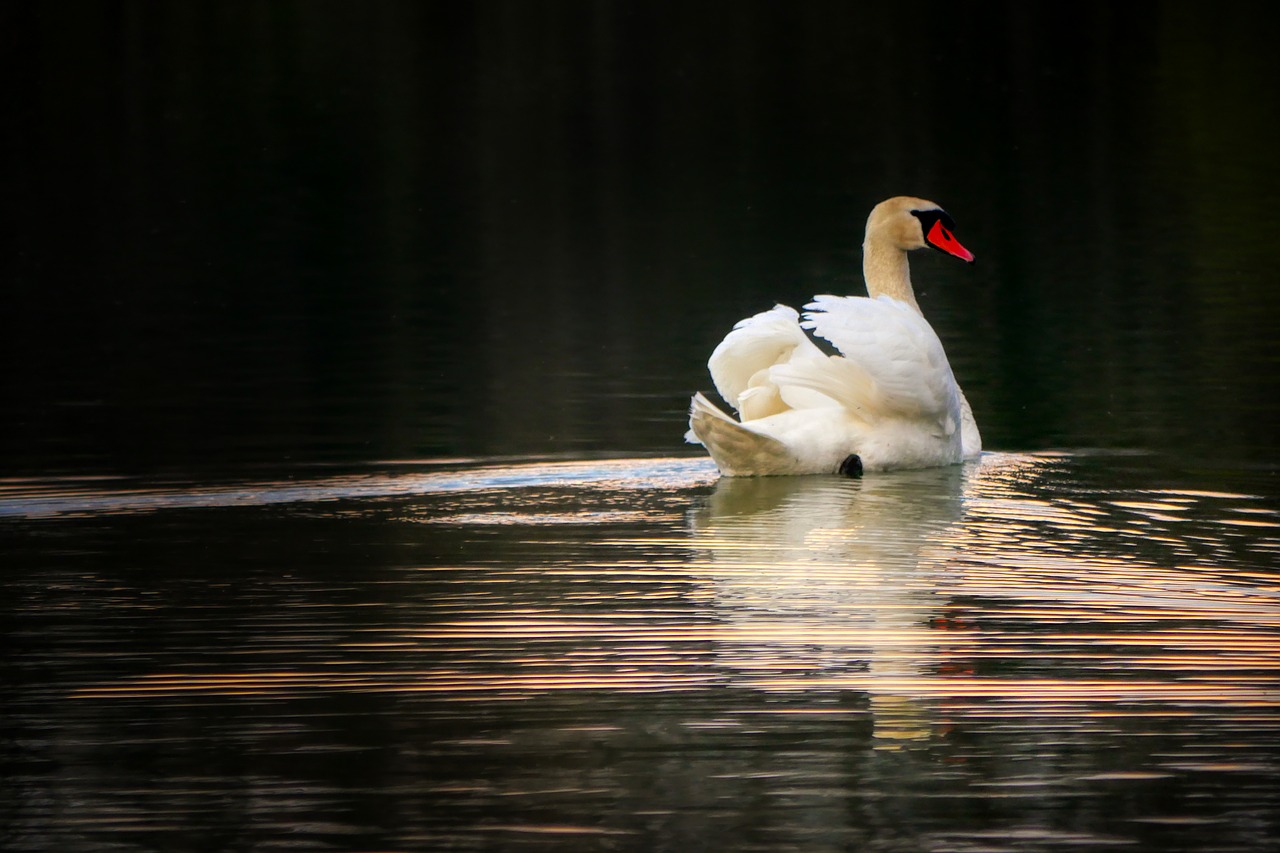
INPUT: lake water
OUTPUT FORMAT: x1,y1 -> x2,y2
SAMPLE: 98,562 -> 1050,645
3,453 -> 1279,850
4,3 -> 1280,851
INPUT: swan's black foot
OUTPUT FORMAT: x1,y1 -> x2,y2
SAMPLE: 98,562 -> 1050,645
839,454 -> 863,478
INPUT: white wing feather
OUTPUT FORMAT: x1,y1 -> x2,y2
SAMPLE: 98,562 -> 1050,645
707,305 -> 824,416
768,353 -> 877,420
801,295 -> 960,426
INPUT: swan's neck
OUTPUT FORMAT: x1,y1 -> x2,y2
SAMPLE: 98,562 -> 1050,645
862,240 -> 920,312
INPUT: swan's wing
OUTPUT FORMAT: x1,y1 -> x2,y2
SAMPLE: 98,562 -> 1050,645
801,295 -> 960,428
767,352 -> 878,421
707,305 -> 823,416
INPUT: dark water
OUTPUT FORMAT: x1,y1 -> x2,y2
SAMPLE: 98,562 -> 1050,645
3,454 -> 1279,851
4,3 -> 1280,851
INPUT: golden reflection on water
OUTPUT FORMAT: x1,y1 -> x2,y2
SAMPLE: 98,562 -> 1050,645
60,453 -> 1280,742
677,453 -> 1279,742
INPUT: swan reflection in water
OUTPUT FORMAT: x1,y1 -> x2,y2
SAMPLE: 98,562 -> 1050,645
686,450 -> 1280,742
687,460 -> 978,744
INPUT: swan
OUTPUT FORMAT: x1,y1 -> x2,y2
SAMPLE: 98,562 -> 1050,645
686,196 -> 981,476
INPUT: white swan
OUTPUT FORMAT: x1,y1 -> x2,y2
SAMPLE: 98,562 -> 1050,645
686,196 -> 981,476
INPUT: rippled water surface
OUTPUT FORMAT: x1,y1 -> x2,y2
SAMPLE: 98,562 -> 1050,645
4,453 -> 1277,851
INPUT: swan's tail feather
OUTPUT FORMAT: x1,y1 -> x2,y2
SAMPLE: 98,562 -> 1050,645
687,392 -> 795,477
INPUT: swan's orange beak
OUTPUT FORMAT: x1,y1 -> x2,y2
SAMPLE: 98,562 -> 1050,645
925,219 -> 975,263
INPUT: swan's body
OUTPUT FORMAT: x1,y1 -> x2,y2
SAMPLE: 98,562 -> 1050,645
686,196 -> 981,476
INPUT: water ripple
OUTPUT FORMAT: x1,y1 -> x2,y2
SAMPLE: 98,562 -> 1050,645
28,452 -> 1275,724
7,451 -> 1280,851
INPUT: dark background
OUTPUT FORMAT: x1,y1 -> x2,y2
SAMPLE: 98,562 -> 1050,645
5,1 -> 1279,477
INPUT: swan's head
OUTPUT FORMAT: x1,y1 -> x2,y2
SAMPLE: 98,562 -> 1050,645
866,196 -> 975,263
